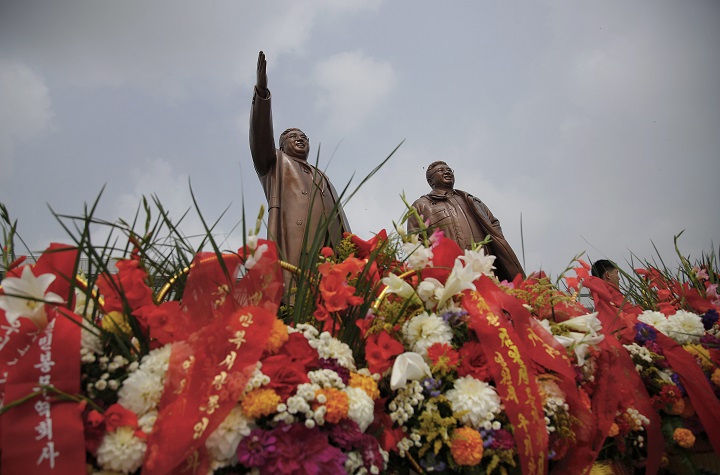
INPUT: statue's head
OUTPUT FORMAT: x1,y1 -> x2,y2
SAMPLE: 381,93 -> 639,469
426,161 -> 455,189
279,128 -> 309,159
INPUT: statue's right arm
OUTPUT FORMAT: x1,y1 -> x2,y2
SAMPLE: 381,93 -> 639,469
249,51 -> 276,177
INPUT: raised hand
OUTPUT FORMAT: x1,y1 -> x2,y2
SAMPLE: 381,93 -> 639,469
256,51 -> 268,97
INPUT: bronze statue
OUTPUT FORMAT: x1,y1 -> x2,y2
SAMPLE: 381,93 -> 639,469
407,161 -> 525,282
250,51 -> 351,291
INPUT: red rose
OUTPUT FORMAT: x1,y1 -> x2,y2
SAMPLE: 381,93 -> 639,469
275,332 -> 319,370
103,403 -> 139,432
457,342 -> 492,382
261,356 -> 310,400
365,331 -> 404,374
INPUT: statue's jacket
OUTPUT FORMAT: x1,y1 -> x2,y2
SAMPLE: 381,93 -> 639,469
250,90 -> 350,271
408,190 -> 525,282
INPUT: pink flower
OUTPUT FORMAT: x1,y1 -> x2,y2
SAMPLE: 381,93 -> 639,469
263,424 -> 346,474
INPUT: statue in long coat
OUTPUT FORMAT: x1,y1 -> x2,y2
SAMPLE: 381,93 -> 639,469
250,52 -> 351,294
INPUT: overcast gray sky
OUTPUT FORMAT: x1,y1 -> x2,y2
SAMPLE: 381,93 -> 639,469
1,0 -> 719,279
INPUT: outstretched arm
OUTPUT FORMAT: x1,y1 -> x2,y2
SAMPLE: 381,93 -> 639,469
249,51 -> 276,177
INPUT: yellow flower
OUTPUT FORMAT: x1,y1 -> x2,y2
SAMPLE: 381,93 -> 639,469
450,426 -> 484,466
314,388 -> 349,424
265,318 -> 289,354
102,311 -> 133,335
673,428 -> 696,449
348,372 -> 380,400
684,344 -> 713,371
712,368 -> 720,387
241,388 -> 280,418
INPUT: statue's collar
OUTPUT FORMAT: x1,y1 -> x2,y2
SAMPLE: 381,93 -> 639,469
426,189 -> 455,201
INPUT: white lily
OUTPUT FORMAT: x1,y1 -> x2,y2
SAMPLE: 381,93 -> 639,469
436,258 -> 480,309
402,238 -> 433,270
554,331 -> 605,366
458,247 -> 496,277
390,352 -> 432,390
416,277 -> 443,309
381,273 -> 416,300
561,312 -> 602,335
0,266 -> 64,328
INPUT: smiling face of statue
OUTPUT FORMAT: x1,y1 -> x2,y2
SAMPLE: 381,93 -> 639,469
280,128 -> 310,160
427,161 -> 455,191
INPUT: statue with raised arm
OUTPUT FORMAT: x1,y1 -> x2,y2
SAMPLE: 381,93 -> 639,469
407,161 -> 525,282
250,51 -> 351,291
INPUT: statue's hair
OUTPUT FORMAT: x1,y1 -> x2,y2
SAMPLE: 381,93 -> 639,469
591,259 -> 617,279
279,128 -> 306,149
426,160 -> 448,184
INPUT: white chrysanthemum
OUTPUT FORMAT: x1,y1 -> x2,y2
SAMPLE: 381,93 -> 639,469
117,370 -> 164,416
206,405 -> 254,469
138,344 -> 172,375
309,332 -> 356,370
637,310 -> 667,328
138,410 -> 157,434
81,325 -> 103,355
402,312 -> 453,356
537,378 -> 565,402
458,247 -> 496,277
664,310 -> 704,345
346,386 -> 375,432
96,426 -> 146,474
446,376 -> 502,428
403,240 -> 433,270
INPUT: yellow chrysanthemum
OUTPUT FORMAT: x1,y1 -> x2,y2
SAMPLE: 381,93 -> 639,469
684,344 -> 714,371
265,318 -> 289,354
450,426 -> 484,466
241,388 -> 281,419
101,311 -> 133,335
314,388 -> 349,424
712,368 -> 720,387
673,428 -> 696,449
348,372 -> 380,400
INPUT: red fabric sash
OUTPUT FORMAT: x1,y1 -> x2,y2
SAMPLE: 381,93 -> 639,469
143,305 -> 275,475
470,277 -> 597,473
586,281 -> 664,475
654,332 -> 720,453
464,282 -> 548,475
1,309 -> 85,474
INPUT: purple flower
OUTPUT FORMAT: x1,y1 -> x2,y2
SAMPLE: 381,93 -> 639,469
671,373 -> 686,396
420,452 -> 447,472
237,428 -> 277,468
702,309 -> 719,331
635,322 -> 657,345
422,377 -> 442,397
263,423 -> 346,475
439,308 -> 468,326
318,358 -> 350,384
328,419 -> 364,450
490,429 -> 516,450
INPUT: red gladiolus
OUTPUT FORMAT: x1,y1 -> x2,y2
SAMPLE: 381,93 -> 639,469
365,331 -> 404,374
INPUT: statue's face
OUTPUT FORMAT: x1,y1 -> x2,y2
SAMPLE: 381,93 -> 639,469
430,164 -> 455,189
281,130 -> 309,159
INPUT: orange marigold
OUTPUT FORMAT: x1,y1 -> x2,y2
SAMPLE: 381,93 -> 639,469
265,318 -> 289,354
666,398 -> 685,416
314,388 -> 349,424
348,372 -> 380,400
607,423 -> 620,438
673,428 -> 696,449
241,388 -> 281,419
450,427 -> 484,466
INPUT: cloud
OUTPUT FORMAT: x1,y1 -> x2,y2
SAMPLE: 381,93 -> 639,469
0,60 -> 53,181
312,51 -> 396,133
113,158 -> 243,251
0,1 -> 382,97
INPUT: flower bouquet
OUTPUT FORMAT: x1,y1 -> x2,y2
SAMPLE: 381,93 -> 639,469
0,201 -> 387,474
